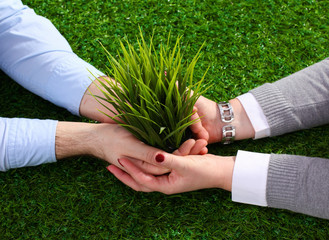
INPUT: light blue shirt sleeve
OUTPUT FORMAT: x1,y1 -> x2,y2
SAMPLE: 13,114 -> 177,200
0,0 -> 104,115
0,0 -> 104,170
0,118 -> 58,171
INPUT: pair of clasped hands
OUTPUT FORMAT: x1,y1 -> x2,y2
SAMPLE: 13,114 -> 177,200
75,78 -> 255,194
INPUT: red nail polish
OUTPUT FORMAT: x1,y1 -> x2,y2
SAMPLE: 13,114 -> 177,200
155,154 -> 165,163
106,166 -> 111,172
118,159 -> 124,167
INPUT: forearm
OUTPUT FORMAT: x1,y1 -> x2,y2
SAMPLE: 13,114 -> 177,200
210,58 -> 329,143
55,122 -> 107,160
231,150 -> 329,219
266,154 -> 329,219
55,122 -> 94,159
0,1 -> 103,115
250,58 -> 329,136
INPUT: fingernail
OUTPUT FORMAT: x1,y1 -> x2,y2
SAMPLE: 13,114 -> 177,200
155,154 -> 165,163
118,159 -> 124,167
106,166 -> 111,172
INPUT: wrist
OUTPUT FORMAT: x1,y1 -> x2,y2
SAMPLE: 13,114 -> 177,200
228,98 -> 255,140
55,122 -> 98,159
216,156 -> 235,191
215,98 -> 255,142
79,76 -> 116,123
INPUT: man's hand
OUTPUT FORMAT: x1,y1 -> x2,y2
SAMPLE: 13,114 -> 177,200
55,122 -> 207,175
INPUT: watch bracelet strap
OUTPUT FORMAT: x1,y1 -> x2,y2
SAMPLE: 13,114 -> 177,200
218,101 -> 234,123
218,101 -> 235,144
222,125 -> 235,144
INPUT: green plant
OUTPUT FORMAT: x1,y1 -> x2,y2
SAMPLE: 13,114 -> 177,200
92,32 -> 208,151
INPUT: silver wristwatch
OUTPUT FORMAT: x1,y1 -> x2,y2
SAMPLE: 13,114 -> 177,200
218,102 -> 235,144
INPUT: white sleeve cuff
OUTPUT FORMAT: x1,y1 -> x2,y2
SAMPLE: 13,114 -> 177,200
237,93 -> 270,139
0,118 -> 58,171
232,150 -> 270,206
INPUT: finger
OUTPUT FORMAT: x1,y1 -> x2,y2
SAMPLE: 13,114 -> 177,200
124,142 -> 166,166
189,108 -> 209,141
173,139 -> 196,156
107,165 -> 152,192
189,139 -> 208,155
200,146 -> 208,155
118,158 -> 175,194
129,158 -> 170,175
152,152 -> 187,172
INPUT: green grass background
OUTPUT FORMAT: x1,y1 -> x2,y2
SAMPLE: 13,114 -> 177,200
1,0 -> 329,239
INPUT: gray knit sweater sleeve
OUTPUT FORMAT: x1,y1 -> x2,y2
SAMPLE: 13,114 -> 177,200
250,58 -> 329,136
249,58 -> 329,219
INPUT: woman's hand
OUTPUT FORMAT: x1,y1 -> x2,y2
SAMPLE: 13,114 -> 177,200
107,152 -> 235,194
91,123 -> 208,174
55,122 -> 207,175
192,96 -> 255,143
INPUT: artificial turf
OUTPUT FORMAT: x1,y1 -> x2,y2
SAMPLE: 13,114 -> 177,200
1,0 -> 329,239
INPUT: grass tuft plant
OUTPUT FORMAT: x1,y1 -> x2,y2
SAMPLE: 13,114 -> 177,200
92,31 -> 209,152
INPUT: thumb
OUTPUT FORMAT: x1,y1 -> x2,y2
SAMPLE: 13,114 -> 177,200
189,107 -> 209,141
155,152 -> 185,171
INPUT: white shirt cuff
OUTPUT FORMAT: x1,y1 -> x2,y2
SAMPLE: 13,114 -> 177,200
237,93 -> 270,139
232,150 -> 270,206
0,118 -> 58,171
